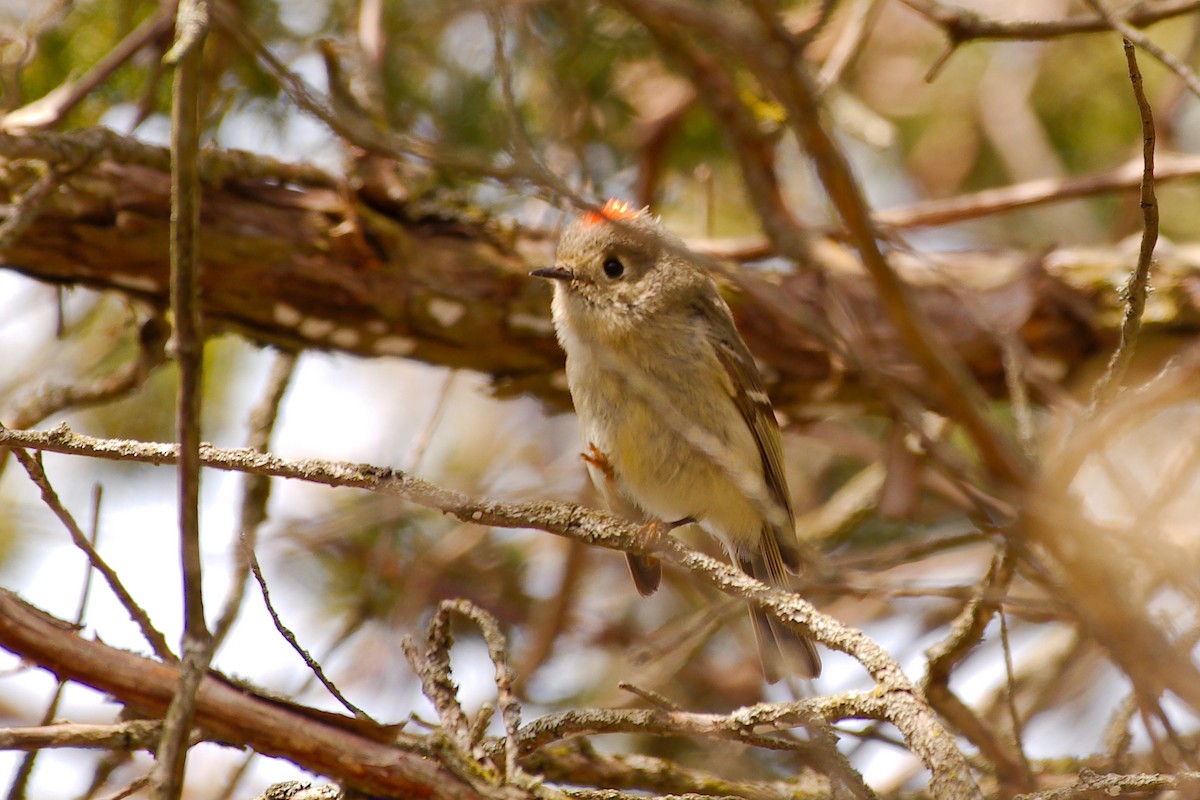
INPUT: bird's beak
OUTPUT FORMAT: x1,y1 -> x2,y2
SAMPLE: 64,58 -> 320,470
530,266 -> 574,282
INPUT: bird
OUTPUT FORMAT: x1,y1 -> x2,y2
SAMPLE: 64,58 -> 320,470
531,198 -> 820,681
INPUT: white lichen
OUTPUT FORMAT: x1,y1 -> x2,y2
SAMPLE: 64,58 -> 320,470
299,318 -> 335,339
376,335 -> 417,356
273,303 -> 303,327
428,298 -> 466,328
330,328 -> 360,349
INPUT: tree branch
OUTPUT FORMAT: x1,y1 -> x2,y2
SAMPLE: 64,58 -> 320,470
0,589 -> 482,800
0,422 -> 980,799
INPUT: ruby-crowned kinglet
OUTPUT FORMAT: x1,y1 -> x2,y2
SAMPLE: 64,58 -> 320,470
531,199 -> 820,681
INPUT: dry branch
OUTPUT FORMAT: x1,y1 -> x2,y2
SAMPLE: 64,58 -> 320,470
0,422 -> 981,799
2,129 -> 1195,414
0,589 -> 481,800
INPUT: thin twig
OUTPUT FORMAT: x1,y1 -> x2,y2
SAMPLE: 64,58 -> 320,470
401,607 -> 472,753
998,605 -> 1033,786
1085,0 -> 1200,100
901,0 -> 1200,43
0,721 -> 163,752
1013,769 -> 1200,800
439,601 -> 524,782
0,438 -> 173,660
1,314 -> 168,483
211,351 -> 297,649
1088,39 -> 1158,412
101,777 -> 152,800
2,315 -> 168,430
512,692 -> 883,757
923,547 -> 1032,792
247,550 -> 374,722
0,11 -> 173,133
514,539 -> 587,695
1001,339 -> 1035,457
152,2 -> 213,796
5,484 -> 104,800
817,0 -> 885,90
618,683 -> 681,711
405,369 -> 457,472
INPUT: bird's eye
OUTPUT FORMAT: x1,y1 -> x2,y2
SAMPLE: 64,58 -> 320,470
602,257 -> 625,278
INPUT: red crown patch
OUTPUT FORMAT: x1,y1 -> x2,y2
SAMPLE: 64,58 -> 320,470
583,198 -> 644,226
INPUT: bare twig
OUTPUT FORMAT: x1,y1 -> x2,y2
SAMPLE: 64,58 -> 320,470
6,484 -> 104,800
0,721 -> 163,752
1089,39 -> 1158,411
0,11 -> 173,133
817,0 -> 885,90
2,316 -> 168,430
401,608 -> 472,753
692,150 -> 1200,261
247,549 -> 374,721
100,775 -> 152,800
1090,0 -> 1200,100
405,370 -> 457,472
0,439 -> 173,660
1099,4 -> 1200,97
512,692 -> 881,757
1013,769 -> 1200,800
439,601 -> 524,782
901,0 -> 1200,43
152,2 -> 213,796
998,605 -> 1032,784
514,539 -> 586,695
617,682 -> 681,711
1105,693 -> 1141,771
528,744 -> 823,800
211,351 -> 297,649
923,548 -> 1032,793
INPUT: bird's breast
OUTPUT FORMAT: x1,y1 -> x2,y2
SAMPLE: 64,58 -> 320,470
559,328 -> 764,544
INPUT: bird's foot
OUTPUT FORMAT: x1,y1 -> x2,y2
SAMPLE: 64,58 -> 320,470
581,441 -> 616,480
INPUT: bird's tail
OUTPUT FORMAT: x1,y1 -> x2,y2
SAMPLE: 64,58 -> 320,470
741,553 -> 821,682
625,553 -> 662,596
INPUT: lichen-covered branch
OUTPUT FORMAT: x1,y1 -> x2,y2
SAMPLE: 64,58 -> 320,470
3,129 -> 1197,414
0,422 -> 980,799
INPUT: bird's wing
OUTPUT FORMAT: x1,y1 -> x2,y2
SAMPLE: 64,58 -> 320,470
694,293 -> 801,581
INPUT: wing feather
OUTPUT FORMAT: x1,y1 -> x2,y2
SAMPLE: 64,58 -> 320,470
694,294 -> 801,579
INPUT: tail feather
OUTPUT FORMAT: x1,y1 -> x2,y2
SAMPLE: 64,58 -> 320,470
626,553 -> 662,596
741,554 -> 821,682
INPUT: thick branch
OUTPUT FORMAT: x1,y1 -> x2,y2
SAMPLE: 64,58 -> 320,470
1,130 -> 1186,411
0,590 -> 480,800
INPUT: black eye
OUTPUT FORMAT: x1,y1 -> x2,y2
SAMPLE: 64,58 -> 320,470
602,257 -> 624,278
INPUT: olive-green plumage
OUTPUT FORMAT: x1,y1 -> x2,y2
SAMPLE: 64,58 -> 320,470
532,203 -> 820,681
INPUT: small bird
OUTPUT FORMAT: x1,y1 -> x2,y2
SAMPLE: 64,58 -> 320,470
531,199 -> 820,681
